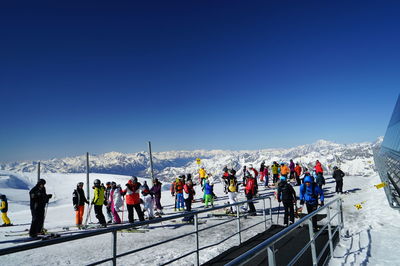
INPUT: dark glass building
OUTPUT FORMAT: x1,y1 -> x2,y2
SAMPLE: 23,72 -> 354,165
374,95 -> 400,208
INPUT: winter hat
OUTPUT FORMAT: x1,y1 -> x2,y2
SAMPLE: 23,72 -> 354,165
304,176 -> 313,183
131,176 -> 138,182
38,179 -> 46,185
280,176 -> 286,182
249,164 -> 253,168
0,195 -> 6,200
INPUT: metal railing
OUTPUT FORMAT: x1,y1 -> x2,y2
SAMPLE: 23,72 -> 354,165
0,195 -> 273,266
226,197 -> 343,266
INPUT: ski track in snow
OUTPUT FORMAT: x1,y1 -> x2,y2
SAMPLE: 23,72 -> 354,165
0,170 -> 399,265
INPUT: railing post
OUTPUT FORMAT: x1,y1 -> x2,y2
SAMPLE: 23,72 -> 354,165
307,219 -> 318,266
337,199 -> 343,235
267,245 -> 276,265
194,214 -> 200,266
237,203 -> 241,245
112,231 -> 117,266
327,207 -> 334,256
269,198 -> 273,223
263,198 -> 267,230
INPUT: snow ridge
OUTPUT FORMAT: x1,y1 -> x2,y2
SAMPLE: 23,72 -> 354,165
0,139 -> 383,182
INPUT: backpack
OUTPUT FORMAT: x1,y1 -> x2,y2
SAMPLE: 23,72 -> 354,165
246,178 -> 255,194
302,183 -> 318,200
228,178 -> 237,192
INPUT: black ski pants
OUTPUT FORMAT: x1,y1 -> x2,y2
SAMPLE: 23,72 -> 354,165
246,194 -> 256,213
335,180 -> 343,193
185,197 -> 192,212
94,205 -> 106,225
273,174 -> 279,183
282,201 -> 295,225
127,204 -> 144,223
29,207 -> 45,237
306,203 -> 318,229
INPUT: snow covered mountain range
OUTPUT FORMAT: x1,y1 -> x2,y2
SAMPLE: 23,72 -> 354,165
0,139 -> 383,182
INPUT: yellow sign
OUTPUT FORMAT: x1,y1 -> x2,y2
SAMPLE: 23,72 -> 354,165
196,158 -> 201,165
354,200 -> 366,210
374,182 -> 387,189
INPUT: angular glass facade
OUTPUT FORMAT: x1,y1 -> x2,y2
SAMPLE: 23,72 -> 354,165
374,95 -> 400,208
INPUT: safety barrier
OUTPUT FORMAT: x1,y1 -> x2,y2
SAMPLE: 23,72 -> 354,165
0,195 -> 273,265
225,197 -> 343,266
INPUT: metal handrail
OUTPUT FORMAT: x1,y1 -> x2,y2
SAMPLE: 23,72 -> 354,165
226,197 -> 343,266
0,194 -> 273,266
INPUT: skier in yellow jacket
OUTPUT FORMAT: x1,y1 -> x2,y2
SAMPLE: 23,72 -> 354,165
0,195 -> 12,226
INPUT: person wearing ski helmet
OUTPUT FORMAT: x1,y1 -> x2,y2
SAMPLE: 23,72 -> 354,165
122,176 -> 144,223
277,176 -> 297,226
109,182 -> 123,223
29,179 -> 52,237
91,179 -> 106,227
227,169 -> 239,213
72,182 -> 89,227
299,176 -> 324,231
0,194 -> 12,226
244,172 -> 257,215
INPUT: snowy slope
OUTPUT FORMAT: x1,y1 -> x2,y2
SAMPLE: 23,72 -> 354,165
0,167 -> 398,265
0,139 -> 383,182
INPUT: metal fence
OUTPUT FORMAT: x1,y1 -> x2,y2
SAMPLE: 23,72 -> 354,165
226,197 -> 343,266
0,195 -> 273,266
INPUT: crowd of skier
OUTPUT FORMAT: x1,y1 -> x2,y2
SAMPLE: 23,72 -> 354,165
0,159 -> 346,237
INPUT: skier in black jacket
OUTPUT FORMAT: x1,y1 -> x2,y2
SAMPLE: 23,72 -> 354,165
29,179 -> 52,237
73,182 -> 89,227
277,176 -> 297,226
332,166 -> 345,194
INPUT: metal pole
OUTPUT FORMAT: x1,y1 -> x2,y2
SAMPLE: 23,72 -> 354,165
112,231 -> 117,266
327,207 -> 334,257
337,199 -> 343,235
263,198 -> 267,230
267,245 -> 276,265
148,141 -> 154,180
37,162 -> 41,183
308,219 -> 318,266
86,152 -> 90,201
237,204 -> 241,245
194,214 -> 200,266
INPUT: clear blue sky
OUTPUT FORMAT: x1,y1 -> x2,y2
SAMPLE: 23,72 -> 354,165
1,1 -> 399,162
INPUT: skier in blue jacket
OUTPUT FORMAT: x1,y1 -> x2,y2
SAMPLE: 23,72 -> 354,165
299,176 -> 324,231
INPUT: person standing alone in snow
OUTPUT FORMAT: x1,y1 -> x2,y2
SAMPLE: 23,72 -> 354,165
332,166 -> 345,194
29,179 -> 52,237
0,194 -> 12,226
72,182 -> 89,228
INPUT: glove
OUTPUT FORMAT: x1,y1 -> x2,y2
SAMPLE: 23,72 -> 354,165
320,201 -> 324,206
91,201 -> 94,205
48,194 -> 53,199
278,200 -> 281,203
74,205 -> 78,211
300,200 -> 304,205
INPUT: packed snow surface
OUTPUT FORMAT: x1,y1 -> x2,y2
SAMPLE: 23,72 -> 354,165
0,167 -> 399,265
